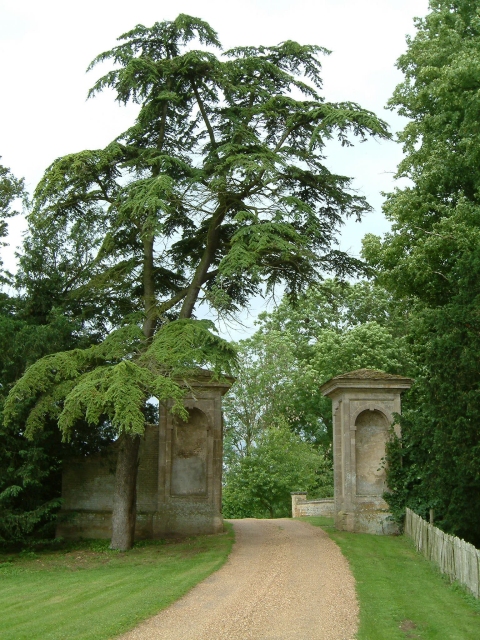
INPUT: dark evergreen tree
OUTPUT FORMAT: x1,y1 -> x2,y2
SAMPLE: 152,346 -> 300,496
0,160 -> 115,546
363,0 -> 480,544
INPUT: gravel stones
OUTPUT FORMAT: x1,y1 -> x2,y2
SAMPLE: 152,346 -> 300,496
119,518 -> 358,640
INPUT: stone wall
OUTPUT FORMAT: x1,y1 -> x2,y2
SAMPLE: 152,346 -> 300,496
57,374 -> 231,540
291,493 -> 335,518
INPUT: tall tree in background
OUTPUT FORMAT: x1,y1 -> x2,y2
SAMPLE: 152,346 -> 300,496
5,15 -> 390,549
222,279 -> 413,518
363,0 -> 480,544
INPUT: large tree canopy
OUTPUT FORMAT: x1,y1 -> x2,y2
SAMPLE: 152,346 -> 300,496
5,15 -> 390,549
24,14 -> 389,328
363,0 -> 480,545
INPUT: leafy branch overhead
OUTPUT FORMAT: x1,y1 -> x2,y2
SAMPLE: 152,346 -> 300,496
4,319 -> 236,439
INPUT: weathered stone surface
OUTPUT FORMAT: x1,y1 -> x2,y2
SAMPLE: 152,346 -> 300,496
291,493 -> 335,518
57,373 -> 232,540
320,369 -> 412,535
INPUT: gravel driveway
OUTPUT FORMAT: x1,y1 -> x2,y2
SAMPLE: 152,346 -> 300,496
118,518 -> 358,640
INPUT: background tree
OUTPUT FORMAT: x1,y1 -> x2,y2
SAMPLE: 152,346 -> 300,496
224,279 -> 412,445
223,418 -> 332,519
0,158 -> 24,284
0,305 -> 94,546
363,0 -> 480,545
222,279 -> 413,517
0,160 -> 115,546
5,15 -> 390,549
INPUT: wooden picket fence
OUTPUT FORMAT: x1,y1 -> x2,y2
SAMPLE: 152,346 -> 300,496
405,508 -> 480,598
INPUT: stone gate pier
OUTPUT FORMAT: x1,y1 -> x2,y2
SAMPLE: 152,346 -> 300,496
57,372 -> 232,540
321,369 -> 412,534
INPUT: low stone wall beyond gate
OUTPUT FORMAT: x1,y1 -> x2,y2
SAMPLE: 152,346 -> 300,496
291,492 -> 335,518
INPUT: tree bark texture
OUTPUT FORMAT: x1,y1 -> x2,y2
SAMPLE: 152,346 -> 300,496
110,433 -> 141,550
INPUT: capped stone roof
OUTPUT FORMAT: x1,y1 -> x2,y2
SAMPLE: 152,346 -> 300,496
320,368 -> 413,396
331,368 -> 411,381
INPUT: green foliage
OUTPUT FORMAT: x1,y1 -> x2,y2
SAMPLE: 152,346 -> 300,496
143,318 -> 237,378
4,319 -> 235,441
0,527 -> 234,640
0,160 -> 24,219
223,329 -> 324,457
0,292 -> 115,547
0,159 -> 25,280
312,321 -> 413,379
384,299 -> 480,545
0,418 -> 63,546
364,0 -> 480,545
0,160 -> 119,546
223,421 -> 332,519
308,520 -> 480,639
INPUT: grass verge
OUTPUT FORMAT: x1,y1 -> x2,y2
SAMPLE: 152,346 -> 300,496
0,524 -> 234,640
304,516 -> 480,640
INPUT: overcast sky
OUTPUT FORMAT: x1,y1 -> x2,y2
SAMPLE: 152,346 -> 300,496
0,0 -> 429,334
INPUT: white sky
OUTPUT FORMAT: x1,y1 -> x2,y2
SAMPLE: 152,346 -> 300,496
0,0 -> 429,336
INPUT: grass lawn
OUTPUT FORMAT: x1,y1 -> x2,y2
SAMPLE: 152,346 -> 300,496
0,524 -> 234,640
304,516 -> 480,640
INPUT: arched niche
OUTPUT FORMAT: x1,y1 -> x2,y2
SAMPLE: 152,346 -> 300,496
351,404 -> 393,426
170,407 -> 209,497
355,409 -> 389,497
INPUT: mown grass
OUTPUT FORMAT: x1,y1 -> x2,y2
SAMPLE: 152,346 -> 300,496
0,524 -> 234,640
304,516 -> 480,639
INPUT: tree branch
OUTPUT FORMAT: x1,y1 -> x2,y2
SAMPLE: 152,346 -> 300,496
157,268 -> 219,316
192,79 -> 217,149
178,202 -> 226,318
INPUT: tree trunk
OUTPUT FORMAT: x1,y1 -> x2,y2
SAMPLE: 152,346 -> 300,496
110,227 -> 156,550
110,433 -> 141,550
142,236 -> 156,339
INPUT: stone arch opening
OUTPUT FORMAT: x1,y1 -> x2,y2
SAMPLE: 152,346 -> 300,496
355,409 -> 389,497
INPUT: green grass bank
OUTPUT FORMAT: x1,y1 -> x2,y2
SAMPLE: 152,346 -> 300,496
305,516 -> 480,640
0,525 -> 234,640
